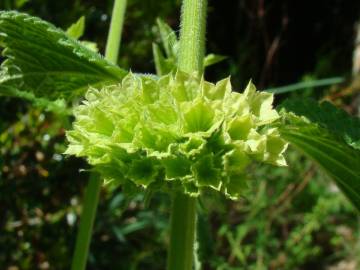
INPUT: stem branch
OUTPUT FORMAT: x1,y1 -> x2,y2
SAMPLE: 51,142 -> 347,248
70,174 -> 102,270
70,1 -> 127,269
105,0 -> 127,63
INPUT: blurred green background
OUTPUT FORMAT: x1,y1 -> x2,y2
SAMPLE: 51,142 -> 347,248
1,0 -> 360,269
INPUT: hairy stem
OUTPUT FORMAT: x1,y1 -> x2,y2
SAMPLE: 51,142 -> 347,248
167,0 -> 208,270
105,0 -> 127,63
178,0 -> 207,74
70,1 -> 127,269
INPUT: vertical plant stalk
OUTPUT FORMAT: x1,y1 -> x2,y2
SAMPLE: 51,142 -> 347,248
70,1 -> 127,269
70,173 -> 102,270
105,0 -> 127,63
167,0 -> 207,270
167,193 -> 197,270
178,0 -> 207,73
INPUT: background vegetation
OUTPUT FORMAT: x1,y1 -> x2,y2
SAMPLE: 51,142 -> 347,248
1,0 -> 360,269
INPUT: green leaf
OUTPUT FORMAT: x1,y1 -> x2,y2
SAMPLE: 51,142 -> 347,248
183,98 -> 216,133
203,53 -> 226,68
156,18 -> 178,59
0,11 -> 127,101
279,105 -> 360,211
81,41 -> 99,53
127,158 -> 158,187
265,77 -> 344,94
15,0 -> 29,9
192,154 -> 221,190
66,16 -> 85,39
152,43 -> 174,76
66,16 -> 99,53
162,154 -> 192,180
280,98 -> 360,150
0,83 -> 70,114
152,18 -> 179,75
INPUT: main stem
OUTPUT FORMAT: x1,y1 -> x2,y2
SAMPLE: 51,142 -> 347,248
70,1 -> 127,269
178,0 -> 207,73
167,0 -> 207,270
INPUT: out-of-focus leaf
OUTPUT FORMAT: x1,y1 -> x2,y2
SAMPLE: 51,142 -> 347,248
203,54 -> 226,68
81,41 -> 99,53
15,0 -> 29,9
0,83 -> 69,114
0,11 -> 127,101
279,102 -> 360,211
66,16 -> 99,53
280,98 -> 360,150
153,19 -> 224,74
152,43 -> 174,76
112,219 -> 150,243
266,77 -> 344,94
156,18 -> 178,59
66,16 -> 85,39
152,18 -> 179,75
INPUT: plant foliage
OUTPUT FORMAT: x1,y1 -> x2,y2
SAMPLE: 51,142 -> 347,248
280,99 -> 360,211
0,11 -> 127,102
281,98 -> 360,150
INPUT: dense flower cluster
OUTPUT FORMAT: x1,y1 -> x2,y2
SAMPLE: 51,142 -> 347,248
65,71 -> 287,199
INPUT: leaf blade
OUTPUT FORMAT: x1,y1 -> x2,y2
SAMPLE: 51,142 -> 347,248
280,98 -> 360,150
279,100 -> 360,211
280,128 -> 360,210
0,11 -> 127,101
265,77 -> 344,94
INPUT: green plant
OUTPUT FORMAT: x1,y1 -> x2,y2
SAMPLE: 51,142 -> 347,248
1,1 -> 360,270
71,1 -> 127,269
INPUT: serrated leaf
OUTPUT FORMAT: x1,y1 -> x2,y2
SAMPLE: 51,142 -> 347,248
280,98 -> 360,150
279,110 -> 360,211
81,41 -> 99,53
0,11 -> 127,101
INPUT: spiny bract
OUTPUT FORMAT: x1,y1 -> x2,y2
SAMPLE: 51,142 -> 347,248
65,71 -> 287,199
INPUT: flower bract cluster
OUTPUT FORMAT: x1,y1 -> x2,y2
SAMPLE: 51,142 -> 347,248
65,71 -> 287,199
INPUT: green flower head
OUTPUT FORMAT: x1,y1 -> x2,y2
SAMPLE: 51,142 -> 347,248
65,71 -> 287,199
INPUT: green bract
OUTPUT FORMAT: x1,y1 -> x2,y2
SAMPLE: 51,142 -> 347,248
65,71 -> 287,199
